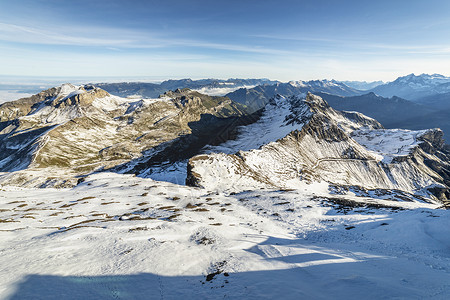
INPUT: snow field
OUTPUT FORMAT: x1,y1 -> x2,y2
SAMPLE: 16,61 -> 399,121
1,172 -> 450,299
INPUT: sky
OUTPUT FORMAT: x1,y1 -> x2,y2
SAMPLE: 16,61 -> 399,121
0,0 -> 450,82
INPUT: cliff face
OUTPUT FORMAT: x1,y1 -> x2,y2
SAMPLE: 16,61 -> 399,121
187,93 -> 450,203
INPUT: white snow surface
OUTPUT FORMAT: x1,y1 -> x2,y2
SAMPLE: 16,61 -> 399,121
352,128 -> 430,163
1,172 -> 449,299
57,83 -> 85,100
204,95 -> 309,154
288,79 -> 351,92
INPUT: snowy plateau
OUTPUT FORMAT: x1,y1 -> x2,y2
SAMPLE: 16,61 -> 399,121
0,83 -> 450,299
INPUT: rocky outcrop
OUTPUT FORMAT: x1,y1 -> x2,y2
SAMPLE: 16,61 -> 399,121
0,84 -> 110,122
187,93 -> 450,203
0,87 -> 59,122
50,85 -> 110,108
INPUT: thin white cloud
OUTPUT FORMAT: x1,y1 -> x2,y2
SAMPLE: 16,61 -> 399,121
250,34 -> 344,43
13,21 -> 448,58
0,22 -> 299,57
0,22 -> 136,46
252,33 -> 450,56
365,43 -> 450,55
168,40 -> 297,56
193,85 -> 257,96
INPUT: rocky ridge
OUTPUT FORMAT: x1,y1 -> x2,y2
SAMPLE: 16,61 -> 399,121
187,93 -> 450,203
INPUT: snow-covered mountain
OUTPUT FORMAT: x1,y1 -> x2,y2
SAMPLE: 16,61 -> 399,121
95,78 -> 278,99
188,93 -> 450,203
1,84 -> 449,203
341,80 -> 384,91
225,78 -> 450,143
314,92 -> 450,142
226,80 -> 360,112
370,73 -> 450,100
287,79 -> 359,95
0,84 -> 249,187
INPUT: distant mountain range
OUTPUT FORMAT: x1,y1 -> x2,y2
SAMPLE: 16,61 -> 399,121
90,75 -> 450,142
341,80 -> 384,90
415,92 -> 450,110
220,76 -> 450,142
313,92 -> 450,138
225,80 -> 360,111
369,73 -> 450,100
2,73 -> 449,144
95,78 -> 278,99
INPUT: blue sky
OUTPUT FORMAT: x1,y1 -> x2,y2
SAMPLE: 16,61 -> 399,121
0,0 -> 449,81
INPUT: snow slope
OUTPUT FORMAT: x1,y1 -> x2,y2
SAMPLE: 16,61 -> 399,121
1,172 -> 449,299
352,128 -> 430,163
203,94 -> 309,154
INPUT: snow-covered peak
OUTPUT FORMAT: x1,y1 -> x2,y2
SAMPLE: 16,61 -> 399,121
288,80 -> 307,88
203,94 -> 308,154
14,84 -> 121,125
304,92 -> 328,106
56,83 -> 85,101
394,73 -> 450,86
288,79 -> 348,89
371,73 -> 450,99
202,92 -> 382,160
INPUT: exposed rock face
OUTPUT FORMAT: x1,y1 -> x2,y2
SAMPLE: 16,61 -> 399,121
315,92 -> 450,143
0,84 -> 108,122
187,93 -> 450,203
0,85 -> 250,187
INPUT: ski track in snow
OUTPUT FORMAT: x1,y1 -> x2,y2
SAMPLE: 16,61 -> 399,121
1,172 -> 449,299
